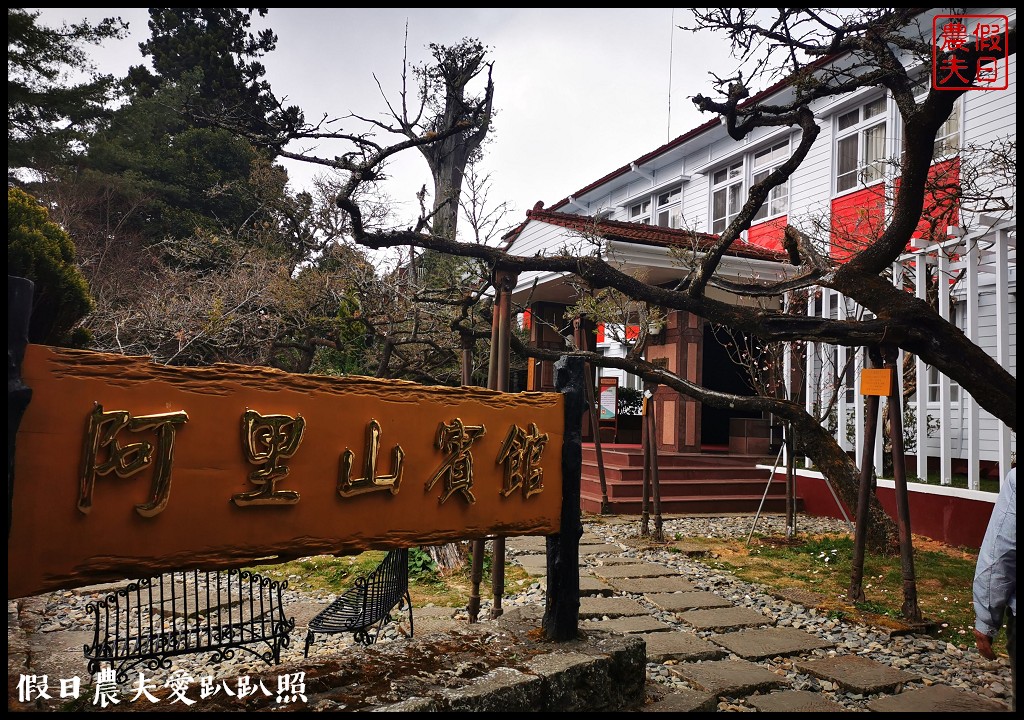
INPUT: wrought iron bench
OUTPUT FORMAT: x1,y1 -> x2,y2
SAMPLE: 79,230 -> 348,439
303,548 -> 413,655
84,568 -> 295,683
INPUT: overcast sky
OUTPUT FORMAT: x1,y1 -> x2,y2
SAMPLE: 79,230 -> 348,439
34,8 -> 743,233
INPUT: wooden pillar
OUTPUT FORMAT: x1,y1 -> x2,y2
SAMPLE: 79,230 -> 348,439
543,355 -> 584,641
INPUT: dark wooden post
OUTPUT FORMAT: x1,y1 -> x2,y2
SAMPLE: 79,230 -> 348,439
640,387 -> 651,537
464,325 -> 485,623
848,345 -> 882,602
544,355 -> 584,641
8,276 -> 34,539
647,387 -> 664,542
883,343 -> 921,622
489,268 -> 518,620
573,315 -> 609,513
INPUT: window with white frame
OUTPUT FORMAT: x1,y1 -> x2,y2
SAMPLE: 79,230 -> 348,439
751,140 -> 790,222
931,101 -> 961,159
711,161 -> 743,234
835,95 -> 888,193
656,185 -> 682,228
629,199 -> 651,224
907,77 -> 961,161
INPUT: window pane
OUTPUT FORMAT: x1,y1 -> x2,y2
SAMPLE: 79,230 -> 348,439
935,103 -> 960,157
837,135 -> 858,191
770,182 -> 789,215
728,162 -> 742,180
862,123 -> 887,183
658,187 -> 680,206
838,109 -> 859,130
727,183 -> 743,217
864,96 -> 887,119
712,188 -> 726,230
713,168 -> 728,185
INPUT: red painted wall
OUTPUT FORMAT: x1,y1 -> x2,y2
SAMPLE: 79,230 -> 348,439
791,472 -> 993,549
830,185 -> 887,262
747,215 -> 787,252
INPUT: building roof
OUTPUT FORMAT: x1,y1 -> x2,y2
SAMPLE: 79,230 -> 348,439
504,207 -> 786,262
542,37 -> 854,214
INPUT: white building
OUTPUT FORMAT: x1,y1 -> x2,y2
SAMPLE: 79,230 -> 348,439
504,9 -> 1015,488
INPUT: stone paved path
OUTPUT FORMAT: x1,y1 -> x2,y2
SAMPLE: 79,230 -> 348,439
504,531 -> 1011,713
8,518 -> 1012,713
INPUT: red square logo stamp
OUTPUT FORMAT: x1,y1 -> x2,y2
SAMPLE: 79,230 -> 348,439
932,14 -> 1009,90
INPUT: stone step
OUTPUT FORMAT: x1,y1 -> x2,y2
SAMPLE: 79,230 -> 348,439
580,492 -> 800,515
581,476 -> 786,499
582,446 -> 772,468
581,461 -> 770,482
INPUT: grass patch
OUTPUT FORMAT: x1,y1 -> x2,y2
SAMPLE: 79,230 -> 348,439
246,546 -> 532,610
905,473 -> 1000,494
698,531 -> 998,653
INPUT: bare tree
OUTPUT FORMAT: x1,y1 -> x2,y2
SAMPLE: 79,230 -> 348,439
307,11 -> 1013,558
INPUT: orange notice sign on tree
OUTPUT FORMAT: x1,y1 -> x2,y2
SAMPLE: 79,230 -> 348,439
860,368 -> 895,396
8,346 -> 564,599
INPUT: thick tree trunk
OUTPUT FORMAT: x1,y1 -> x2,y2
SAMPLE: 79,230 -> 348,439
425,541 -> 469,575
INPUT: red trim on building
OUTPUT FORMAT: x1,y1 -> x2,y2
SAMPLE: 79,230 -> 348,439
830,185 -> 887,262
747,216 -> 788,252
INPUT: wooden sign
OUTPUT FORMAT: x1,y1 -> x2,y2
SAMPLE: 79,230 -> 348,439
860,368 -> 895,396
8,346 -> 564,599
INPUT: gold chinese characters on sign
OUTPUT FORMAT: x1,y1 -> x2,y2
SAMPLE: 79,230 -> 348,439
234,409 -> 305,506
426,418 -> 486,505
76,407 -> 549,513
497,423 -> 548,499
78,404 -> 189,517
337,419 -> 404,497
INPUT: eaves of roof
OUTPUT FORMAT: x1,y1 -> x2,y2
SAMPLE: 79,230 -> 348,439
544,41 -> 855,213
508,207 -> 786,263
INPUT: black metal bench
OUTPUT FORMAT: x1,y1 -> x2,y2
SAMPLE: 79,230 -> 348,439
84,568 -> 295,683
303,548 -> 413,655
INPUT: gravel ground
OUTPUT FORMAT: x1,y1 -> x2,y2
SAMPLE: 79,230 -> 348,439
9,514 -> 1013,712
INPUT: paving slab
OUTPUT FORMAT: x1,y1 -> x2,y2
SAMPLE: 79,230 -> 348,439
710,627 -> 833,659
669,542 -> 712,557
514,554 -> 548,569
640,688 -> 718,712
794,655 -> 920,693
412,606 -> 462,635
580,532 -> 605,544
579,576 -> 614,597
637,631 -> 726,662
579,596 -> 650,618
770,587 -> 826,608
506,536 -> 547,553
592,563 -> 679,579
747,689 -> 849,712
644,591 -> 733,612
582,616 -> 675,635
578,543 -> 624,556
865,683 -> 1010,713
671,658 -> 786,696
518,564 -> 547,578
606,577 -> 697,594
676,607 -> 773,631
598,556 -> 656,565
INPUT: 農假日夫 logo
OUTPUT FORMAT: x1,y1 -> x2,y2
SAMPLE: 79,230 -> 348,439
932,14 -> 1009,91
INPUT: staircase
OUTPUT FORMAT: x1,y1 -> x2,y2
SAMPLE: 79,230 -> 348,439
580,444 -> 801,515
